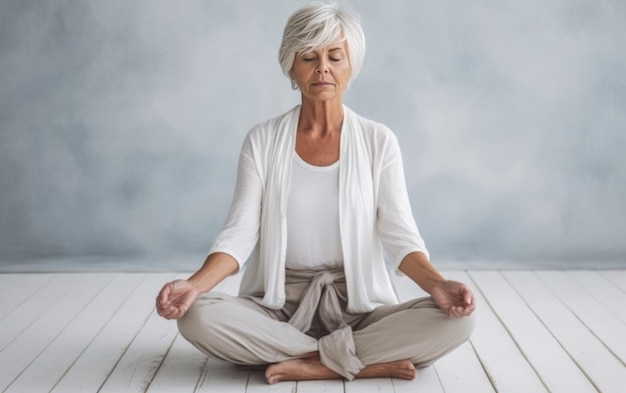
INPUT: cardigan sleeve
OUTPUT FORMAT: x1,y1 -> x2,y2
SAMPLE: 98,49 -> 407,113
375,129 -> 430,271
207,131 -> 263,270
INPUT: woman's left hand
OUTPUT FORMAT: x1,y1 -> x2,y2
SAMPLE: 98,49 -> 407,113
430,280 -> 476,318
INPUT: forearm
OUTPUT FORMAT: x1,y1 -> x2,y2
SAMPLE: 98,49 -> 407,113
187,252 -> 239,293
398,251 -> 446,294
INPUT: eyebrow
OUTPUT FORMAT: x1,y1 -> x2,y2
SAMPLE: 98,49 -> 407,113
301,47 -> 345,56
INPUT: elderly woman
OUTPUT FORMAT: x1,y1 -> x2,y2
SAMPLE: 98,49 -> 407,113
157,2 -> 475,384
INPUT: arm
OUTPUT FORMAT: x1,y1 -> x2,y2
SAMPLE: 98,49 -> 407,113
187,252 -> 239,293
398,251 -> 476,318
397,251 -> 445,293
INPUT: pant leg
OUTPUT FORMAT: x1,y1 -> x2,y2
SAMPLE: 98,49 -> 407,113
177,292 -> 318,365
349,297 -> 475,367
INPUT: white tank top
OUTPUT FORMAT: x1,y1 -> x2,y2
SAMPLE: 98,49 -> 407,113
285,153 -> 343,270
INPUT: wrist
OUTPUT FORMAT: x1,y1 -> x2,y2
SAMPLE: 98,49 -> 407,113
186,277 -> 207,294
426,279 -> 447,295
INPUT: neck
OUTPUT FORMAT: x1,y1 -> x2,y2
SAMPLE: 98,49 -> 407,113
298,97 -> 344,136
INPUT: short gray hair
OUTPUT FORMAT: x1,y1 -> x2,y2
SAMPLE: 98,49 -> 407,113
278,2 -> 366,83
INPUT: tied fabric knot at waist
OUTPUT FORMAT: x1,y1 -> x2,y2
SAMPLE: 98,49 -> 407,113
285,268 -> 365,380
286,268 -> 347,335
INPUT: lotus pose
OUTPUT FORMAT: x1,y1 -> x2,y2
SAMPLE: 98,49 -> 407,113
157,2 -> 475,384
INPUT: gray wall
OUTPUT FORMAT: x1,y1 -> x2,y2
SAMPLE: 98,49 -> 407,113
1,0 -> 625,268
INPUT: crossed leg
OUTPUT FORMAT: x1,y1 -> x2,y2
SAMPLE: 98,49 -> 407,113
179,293 -> 474,384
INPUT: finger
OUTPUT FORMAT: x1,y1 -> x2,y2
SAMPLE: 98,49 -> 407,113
164,304 -> 188,320
464,302 -> 477,315
162,308 -> 178,320
459,286 -> 474,303
453,307 -> 466,318
158,301 -> 178,317
157,303 -> 172,317
156,295 -> 170,311
159,283 -> 175,302
449,305 -> 470,318
168,310 -> 185,320
157,292 -> 167,304
447,306 -> 461,318
454,304 -> 475,317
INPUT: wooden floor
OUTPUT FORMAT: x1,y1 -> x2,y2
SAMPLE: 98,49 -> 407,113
1,270 -> 625,393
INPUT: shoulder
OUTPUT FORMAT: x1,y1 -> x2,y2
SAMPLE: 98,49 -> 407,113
246,105 -> 299,143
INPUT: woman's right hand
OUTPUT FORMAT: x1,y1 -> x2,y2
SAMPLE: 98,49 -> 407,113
156,279 -> 199,320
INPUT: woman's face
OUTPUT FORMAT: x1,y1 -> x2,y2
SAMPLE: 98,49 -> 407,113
291,40 -> 351,102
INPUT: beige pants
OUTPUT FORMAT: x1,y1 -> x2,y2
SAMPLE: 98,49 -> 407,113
178,269 -> 474,380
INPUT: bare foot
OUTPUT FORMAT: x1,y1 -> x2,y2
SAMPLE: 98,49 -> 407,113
266,358 -> 340,384
357,359 -> 416,380
265,358 -> 416,384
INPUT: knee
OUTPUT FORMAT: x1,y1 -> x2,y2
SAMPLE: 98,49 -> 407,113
177,294 -> 229,344
439,307 -> 475,344
411,311 -> 475,367
453,311 -> 476,343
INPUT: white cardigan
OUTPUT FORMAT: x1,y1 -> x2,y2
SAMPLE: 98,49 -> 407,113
209,105 -> 429,313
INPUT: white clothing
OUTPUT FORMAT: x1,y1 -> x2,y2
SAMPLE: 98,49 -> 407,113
285,153 -> 343,270
208,105 -> 429,313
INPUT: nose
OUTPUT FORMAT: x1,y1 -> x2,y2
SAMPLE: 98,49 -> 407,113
316,58 -> 329,74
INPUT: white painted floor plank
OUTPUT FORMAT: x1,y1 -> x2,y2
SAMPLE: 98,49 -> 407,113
470,271 -> 597,393
0,273 -> 54,322
505,271 -> 626,393
194,358 -> 251,393
0,273 -> 114,392
601,270 -> 626,293
146,334 -> 207,393
447,271 -> 548,393
5,274 -> 145,393
566,270 -> 626,324
434,340 -> 496,393
344,377 -> 394,393
535,271 -> 626,364
0,274 -> 78,351
97,309 -> 178,393
246,370 -> 297,393
393,366 -> 444,393
51,273 -> 175,393
296,379 -> 344,393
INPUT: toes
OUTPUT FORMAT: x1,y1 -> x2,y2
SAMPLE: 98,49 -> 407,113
264,366 -> 275,383
395,360 -> 417,380
265,364 -> 284,385
265,373 -> 279,385
399,360 -> 415,370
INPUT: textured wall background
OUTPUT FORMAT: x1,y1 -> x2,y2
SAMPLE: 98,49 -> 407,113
1,0 -> 625,268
